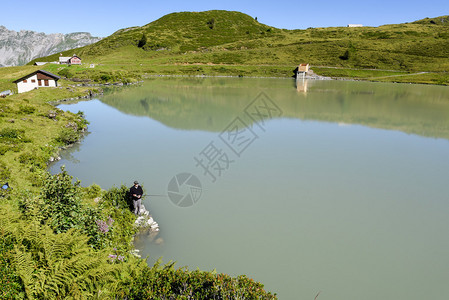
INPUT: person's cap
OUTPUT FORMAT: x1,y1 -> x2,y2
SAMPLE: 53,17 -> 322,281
134,180 -> 139,185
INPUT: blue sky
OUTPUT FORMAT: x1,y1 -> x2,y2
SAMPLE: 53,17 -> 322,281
2,0 -> 448,37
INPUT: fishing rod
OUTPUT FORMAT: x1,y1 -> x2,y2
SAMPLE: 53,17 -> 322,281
143,194 -> 168,197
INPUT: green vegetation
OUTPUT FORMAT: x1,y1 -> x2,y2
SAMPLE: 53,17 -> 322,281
1,10 -> 448,299
23,10 -> 449,85
1,162 -> 276,299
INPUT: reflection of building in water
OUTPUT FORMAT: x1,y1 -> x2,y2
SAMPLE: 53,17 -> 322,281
296,78 -> 309,93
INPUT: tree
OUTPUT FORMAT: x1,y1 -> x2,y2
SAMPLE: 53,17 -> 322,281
138,33 -> 147,48
339,50 -> 350,60
207,18 -> 215,29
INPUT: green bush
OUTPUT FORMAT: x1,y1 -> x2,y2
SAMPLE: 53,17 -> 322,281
207,18 -> 215,29
102,184 -> 132,210
0,145 -> 9,155
18,152 -> 46,168
56,127 -> 79,145
18,105 -> 36,115
138,33 -> 147,48
128,262 -> 277,299
0,128 -> 25,140
83,183 -> 102,199
100,74 -> 112,82
58,68 -> 73,78
41,167 -> 85,233
99,185 -> 137,251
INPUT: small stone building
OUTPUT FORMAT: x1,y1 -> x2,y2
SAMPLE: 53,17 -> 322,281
297,63 -> 309,79
13,70 -> 60,94
298,63 -> 309,73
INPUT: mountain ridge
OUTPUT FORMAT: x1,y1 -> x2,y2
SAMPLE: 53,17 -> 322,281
0,26 -> 102,67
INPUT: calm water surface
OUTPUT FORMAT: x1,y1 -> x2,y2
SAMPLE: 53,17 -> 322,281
50,78 -> 449,300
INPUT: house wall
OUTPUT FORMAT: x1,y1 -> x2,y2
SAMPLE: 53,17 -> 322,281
70,57 -> 81,65
59,57 -> 71,64
298,64 -> 309,72
17,74 -> 38,93
16,74 -> 57,94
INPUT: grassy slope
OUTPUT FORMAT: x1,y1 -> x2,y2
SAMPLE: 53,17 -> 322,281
25,11 -> 449,85
0,65 -> 101,191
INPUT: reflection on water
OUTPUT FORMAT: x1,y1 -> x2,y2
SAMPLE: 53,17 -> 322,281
296,78 -> 309,93
51,78 -> 449,300
101,77 -> 449,139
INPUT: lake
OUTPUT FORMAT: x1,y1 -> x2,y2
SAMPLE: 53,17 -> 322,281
50,77 -> 449,299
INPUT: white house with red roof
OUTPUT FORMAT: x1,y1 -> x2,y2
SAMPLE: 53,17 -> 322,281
59,54 -> 82,65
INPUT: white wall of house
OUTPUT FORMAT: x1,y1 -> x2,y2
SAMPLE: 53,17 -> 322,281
16,74 -> 57,94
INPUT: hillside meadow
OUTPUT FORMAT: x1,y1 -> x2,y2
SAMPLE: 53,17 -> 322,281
22,11 -> 449,85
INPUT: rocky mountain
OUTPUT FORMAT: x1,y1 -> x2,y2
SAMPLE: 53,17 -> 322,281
0,26 -> 102,67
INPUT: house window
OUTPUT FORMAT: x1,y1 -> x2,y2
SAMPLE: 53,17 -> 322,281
23,79 -> 27,83
44,80 -> 49,86
31,79 -> 36,83
38,80 -> 42,86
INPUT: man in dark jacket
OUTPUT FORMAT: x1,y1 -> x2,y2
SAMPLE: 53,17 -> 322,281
130,180 -> 143,215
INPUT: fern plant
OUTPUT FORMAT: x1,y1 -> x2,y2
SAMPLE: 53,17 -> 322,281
12,220 -> 132,299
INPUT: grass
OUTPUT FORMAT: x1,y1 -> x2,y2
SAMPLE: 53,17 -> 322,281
0,78 -> 98,191
311,67 -> 410,79
22,11 -> 448,85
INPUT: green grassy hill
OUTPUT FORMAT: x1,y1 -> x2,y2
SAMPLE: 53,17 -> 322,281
28,11 -> 449,85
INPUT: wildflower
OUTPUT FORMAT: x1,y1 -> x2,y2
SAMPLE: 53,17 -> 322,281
108,254 -> 117,262
96,220 -> 109,233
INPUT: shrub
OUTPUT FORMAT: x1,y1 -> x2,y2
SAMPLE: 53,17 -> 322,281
83,183 -> 102,199
102,184 -> 132,210
100,74 -> 112,82
58,68 -> 73,78
207,18 -> 215,29
18,105 -> 36,115
138,33 -> 147,48
99,185 -> 137,251
339,50 -> 350,60
18,152 -> 46,168
0,128 -> 24,140
56,127 -> 79,145
128,262 -> 277,299
41,166 -> 84,233
0,145 -> 9,155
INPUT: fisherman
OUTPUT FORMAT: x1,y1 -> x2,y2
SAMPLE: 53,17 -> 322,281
129,180 -> 143,215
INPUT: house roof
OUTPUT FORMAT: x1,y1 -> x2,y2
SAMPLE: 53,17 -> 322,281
59,56 -> 71,62
298,63 -> 309,72
13,70 -> 61,83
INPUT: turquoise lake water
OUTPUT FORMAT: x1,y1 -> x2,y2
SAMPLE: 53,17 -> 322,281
50,77 -> 449,299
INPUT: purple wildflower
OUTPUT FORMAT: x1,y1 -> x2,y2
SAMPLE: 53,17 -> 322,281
107,216 -> 114,226
96,220 -> 109,233
108,254 -> 117,262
